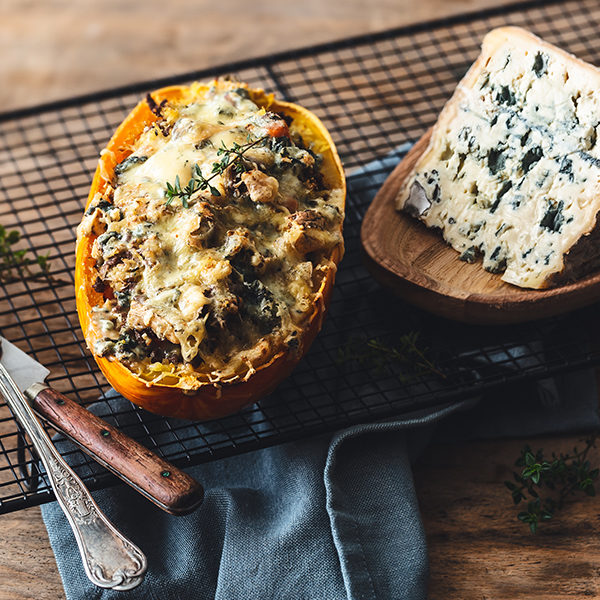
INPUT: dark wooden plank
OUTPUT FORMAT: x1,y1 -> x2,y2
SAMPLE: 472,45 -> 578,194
415,436 -> 600,599
0,507 -> 65,600
0,0 -> 499,113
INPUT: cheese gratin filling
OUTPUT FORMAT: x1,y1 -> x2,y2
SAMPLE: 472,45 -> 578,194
79,86 -> 344,388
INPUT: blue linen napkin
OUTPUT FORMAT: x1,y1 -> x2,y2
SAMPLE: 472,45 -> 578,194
41,372 -> 599,600
41,145 -> 600,599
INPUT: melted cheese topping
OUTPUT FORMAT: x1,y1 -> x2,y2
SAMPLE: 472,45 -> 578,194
81,85 -> 344,387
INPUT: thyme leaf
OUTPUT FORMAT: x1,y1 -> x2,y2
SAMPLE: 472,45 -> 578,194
0,225 -> 52,282
164,134 -> 269,207
337,332 -> 445,382
505,435 -> 599,533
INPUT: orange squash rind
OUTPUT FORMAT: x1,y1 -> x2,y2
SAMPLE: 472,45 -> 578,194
75,81 -> 345,420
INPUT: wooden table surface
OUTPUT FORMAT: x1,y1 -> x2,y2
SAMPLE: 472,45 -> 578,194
2,1 -> 599,599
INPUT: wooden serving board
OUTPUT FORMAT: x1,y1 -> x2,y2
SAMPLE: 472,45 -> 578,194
361,130 -> 600,324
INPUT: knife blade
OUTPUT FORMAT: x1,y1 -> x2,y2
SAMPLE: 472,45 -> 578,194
1,336 -> 203,515
0,339 -> 147,590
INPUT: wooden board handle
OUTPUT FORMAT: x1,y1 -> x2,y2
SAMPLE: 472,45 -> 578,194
30,386 -> 203,515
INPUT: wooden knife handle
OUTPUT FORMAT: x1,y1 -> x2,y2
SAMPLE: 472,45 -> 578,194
29,386 -> 203,515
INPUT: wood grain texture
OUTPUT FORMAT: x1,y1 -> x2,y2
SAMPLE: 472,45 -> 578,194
0,404 -> 64,600
415,436 -> 600,599
0,0 -> 499,113
361,130 -> 600,324
32,387 -> 204,515
0,508 -> 63,600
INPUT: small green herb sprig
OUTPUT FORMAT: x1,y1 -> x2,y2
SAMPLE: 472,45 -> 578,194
165,166 -> 221,209
337,332 -> 445,382
0,225 -> 50,282
505,435 -> 599,534
165,135 -> 268,207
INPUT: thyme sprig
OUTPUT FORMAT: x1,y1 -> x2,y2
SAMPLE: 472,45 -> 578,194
0,225 -> 51,282
337,332 -> 445,382
165,135 -> 268,207
505,435 -> 599,533
165,167 -> 221,209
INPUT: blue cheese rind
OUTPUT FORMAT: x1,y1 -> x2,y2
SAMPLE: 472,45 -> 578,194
396,27 -> 600,289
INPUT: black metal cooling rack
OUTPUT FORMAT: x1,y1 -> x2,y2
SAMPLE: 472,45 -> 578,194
1,0 -> 600,513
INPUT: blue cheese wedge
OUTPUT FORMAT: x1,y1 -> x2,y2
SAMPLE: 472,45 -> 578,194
396,27 -> 600,289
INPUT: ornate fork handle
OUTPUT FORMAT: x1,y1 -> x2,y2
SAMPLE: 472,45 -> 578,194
0,360 -> 147,590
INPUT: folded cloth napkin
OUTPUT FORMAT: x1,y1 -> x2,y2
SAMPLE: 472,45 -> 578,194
41,146 -> 600,599
41,368 -> 599,600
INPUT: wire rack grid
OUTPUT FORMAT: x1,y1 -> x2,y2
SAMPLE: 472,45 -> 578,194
0,0 -> 599,513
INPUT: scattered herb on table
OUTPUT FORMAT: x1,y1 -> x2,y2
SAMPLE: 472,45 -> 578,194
0,225 -> 51,282
505,435 -> 599,534
165,135 -> 269,207
337,332 -> 445,382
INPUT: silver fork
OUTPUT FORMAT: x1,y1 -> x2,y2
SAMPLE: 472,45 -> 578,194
0,340 -> 147,590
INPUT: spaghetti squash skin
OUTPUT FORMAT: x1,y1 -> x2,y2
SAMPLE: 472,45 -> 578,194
75,81 -> 345,420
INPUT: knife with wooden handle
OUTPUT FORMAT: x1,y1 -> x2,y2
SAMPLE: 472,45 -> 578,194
1,336 -> 203,515
0,340 -> 148,589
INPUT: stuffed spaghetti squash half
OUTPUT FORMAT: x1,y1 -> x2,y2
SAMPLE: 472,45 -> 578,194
75,81 -> 345,420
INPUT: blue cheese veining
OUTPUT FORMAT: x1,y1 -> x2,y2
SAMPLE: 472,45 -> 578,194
396,27 -> 600,289
78,83 -> 344,388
